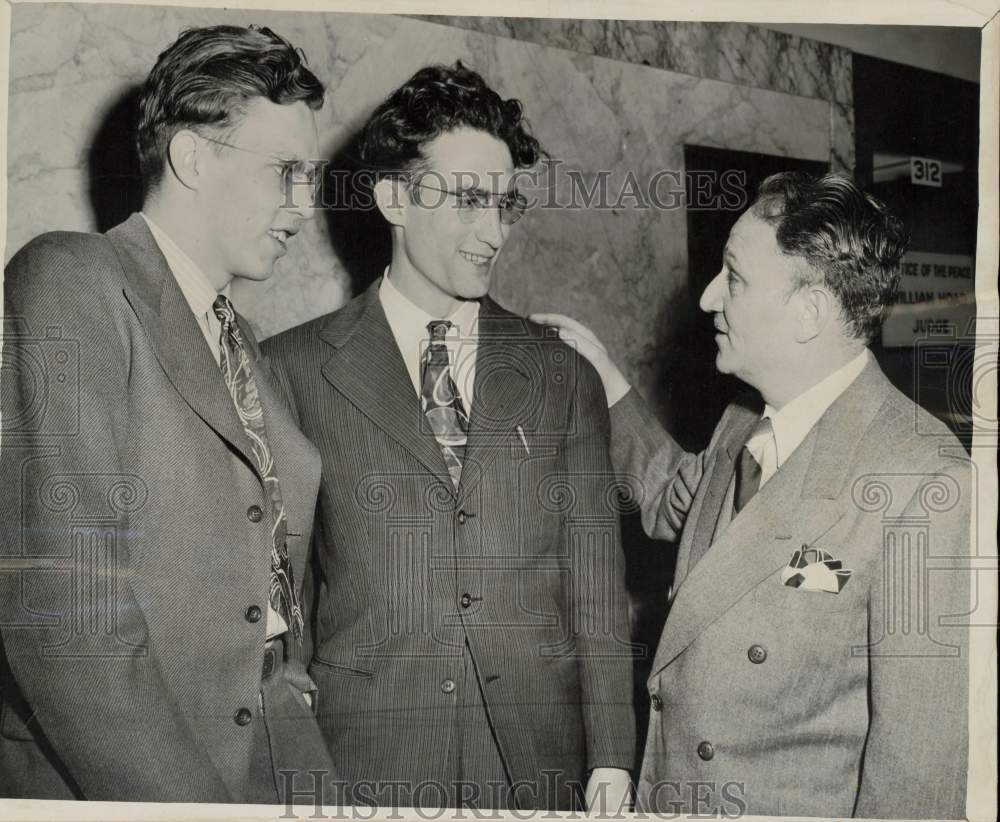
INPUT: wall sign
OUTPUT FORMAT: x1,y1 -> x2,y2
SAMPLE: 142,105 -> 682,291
910,156 -> 943,187
882,251 -> 975,346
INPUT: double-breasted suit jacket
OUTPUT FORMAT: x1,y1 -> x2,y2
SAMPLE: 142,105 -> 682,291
610,358 -> 970,818
264,280 -> 635,808
0,214 -> 329,801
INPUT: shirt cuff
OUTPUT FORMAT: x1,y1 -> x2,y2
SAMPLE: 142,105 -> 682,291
606,374 -> 632,408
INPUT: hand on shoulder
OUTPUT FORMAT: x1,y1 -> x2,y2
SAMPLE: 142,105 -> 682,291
530,312 -> 631,406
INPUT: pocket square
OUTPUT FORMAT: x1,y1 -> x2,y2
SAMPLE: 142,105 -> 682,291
780,546 -> 852,593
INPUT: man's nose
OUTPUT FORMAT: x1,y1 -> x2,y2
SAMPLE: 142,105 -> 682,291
284,177 -> 318,221
476,205 -> 505,249
699,270 -> 725,313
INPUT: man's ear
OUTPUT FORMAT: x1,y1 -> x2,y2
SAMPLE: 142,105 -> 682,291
165,130 -> 202,191
374,177 -> 408,227
794,284 -> 835,343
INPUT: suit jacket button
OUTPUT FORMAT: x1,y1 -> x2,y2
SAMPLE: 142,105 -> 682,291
460,593 -> 473,609
440,679 -> 456,694
650,694 -> 663,712
247,505 -> 264,523
245,605 -> 262,623
748,644 -> 767,664
697,741 -> 715,761
457,510 -> 468,525
234,708 -> 253,726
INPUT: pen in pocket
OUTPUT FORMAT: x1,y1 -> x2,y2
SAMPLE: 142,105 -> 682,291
516,424 -> 530,454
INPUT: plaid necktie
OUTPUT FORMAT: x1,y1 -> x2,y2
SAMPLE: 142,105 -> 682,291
734,416 -> 773,515
213,295 -> 303,642
421,320 -> 469,490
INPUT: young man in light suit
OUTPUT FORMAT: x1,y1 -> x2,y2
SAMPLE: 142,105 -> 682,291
535,172 -> 971,818
264,62 -> 635,811
1,25 -> 338,803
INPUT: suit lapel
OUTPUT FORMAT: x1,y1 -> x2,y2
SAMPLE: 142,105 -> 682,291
319,280 -> 454,489
799,357 -> 898,499
108,214 -> 259,473
459,298 -> 535,498
684,408 -> 760,574
651,430 -> 844,675
651,359 -> 892,676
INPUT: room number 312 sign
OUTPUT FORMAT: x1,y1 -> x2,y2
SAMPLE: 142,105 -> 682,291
910,156 -> 943,187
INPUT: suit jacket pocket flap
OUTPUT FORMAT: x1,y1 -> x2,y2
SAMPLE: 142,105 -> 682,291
311,656 -> 374,678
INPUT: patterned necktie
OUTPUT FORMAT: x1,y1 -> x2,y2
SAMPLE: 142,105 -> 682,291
213,295 -> 303,642
734,416 -> 773,515
421,320 -> 469,490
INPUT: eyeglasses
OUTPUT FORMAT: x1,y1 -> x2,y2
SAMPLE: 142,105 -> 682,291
199,135 -> 321,192
409,181 -> 527,226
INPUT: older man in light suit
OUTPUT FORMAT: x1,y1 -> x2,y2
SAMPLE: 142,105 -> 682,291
535,172 -> 971,818
1,25 -> 337,803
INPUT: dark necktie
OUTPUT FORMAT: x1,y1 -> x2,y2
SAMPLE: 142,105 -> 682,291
213,295 -> 303,642
734,416 -> 773,515
421,320 -> 469,490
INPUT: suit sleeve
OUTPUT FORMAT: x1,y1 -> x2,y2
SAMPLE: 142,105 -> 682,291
854,454 -> 971,819
608,388 -> 714,542
0,238 -> 232,801
564,355 -> 636,771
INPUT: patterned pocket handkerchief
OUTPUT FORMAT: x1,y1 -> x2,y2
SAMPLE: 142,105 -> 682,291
780,546 -> 853,593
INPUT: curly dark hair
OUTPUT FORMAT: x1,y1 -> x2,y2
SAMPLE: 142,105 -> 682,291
752,172 -> 910,342
357,61 -> 542,179
137,24 -> 324,195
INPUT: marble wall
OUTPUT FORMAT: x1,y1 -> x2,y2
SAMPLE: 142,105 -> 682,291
4,5 -> 852,411
410,15 -> 855,173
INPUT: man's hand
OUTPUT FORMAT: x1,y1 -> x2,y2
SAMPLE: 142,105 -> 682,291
530,313 -> 631,405
585,767 -> 633,814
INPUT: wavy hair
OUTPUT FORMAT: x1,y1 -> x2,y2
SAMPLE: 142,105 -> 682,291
357,61 -> 542,179
136,24 -> 324,194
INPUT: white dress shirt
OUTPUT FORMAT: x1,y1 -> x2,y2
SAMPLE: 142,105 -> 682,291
141,213 -> 287,640
141,213 -> 230,365
379,270 -> 481,409
711,348 -> 870,536
755,348 -> 870,486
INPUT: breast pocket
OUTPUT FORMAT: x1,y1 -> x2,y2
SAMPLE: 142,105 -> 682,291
752,569 -> 858,614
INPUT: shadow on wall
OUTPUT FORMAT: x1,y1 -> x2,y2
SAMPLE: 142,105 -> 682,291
322,131 -> 392,298
87,86 -> 144,232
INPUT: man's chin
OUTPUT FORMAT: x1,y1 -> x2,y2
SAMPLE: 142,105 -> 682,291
237,263 -> 276,283
714,352 -> 733,375
458,276 -> 492,300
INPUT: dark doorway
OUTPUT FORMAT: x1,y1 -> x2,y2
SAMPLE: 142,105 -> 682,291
673,145 -> 829,449
854,54 -> 979,451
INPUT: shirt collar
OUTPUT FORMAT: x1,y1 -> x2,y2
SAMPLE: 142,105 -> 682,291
141,212 -> 229,315
763,348 -> 870,467
379,268 -> 480,342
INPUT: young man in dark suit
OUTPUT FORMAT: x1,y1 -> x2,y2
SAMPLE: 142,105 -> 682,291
265,63 -> 635,811
1,24 -> 337,804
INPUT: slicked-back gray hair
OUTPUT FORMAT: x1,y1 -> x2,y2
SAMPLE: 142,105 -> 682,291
752,172 -> 909,342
